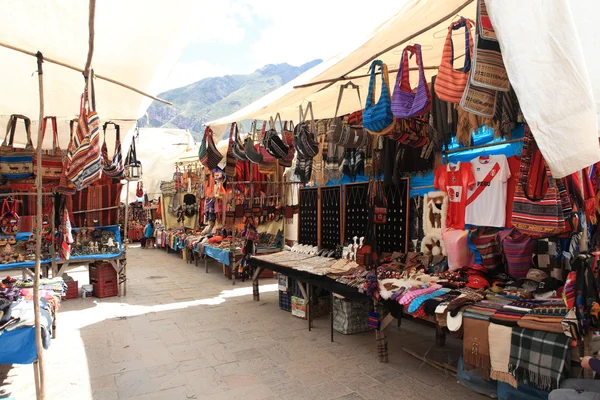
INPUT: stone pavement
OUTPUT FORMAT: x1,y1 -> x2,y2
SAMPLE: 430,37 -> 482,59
0,246 -> 486,399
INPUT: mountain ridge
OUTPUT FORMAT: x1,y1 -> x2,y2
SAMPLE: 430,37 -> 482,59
140,59 -> 322,140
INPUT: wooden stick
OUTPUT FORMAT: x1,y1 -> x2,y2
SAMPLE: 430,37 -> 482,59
72,205 -> 119,214
33,51 -> 47,400
0,41 -> 172,106
123,181 -> 130,245
402,348 -> 458,374
293,66 -> 439,89
83,0 -> 96,79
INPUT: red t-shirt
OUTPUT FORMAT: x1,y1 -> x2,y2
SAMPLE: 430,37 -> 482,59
434,162 -> 476,229
505,156 -> 521,228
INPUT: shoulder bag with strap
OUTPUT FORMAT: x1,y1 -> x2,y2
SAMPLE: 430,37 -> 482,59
101,121 -> 125,179
257,121 -> 276,163
57,119 -> 78,194
0,114 -> 34,179
66,73 -> 102,190
327,82 -> 362,145
363,60 -> 395,136
225,123 -> 238,179
198,126 -> 222,171
244,121 -> 263,164
434,17 -> 474,104
264,114 -> 289,159
231,122 -> 248,161
511,125 -> 566,237
391,44 -> 431,118
295,103 -> 319,158
124,134 -> 142,181
280,119 -> 295,168
34,116 -> 63,182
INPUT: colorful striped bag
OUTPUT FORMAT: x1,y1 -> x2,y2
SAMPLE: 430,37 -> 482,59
198,126 -> 222,171
225,123 -> 238,179
66,78 -> 102,190
511,126 -> 565,237
57,120 -> 78,195
434,18 -> 474,104
363,60 -> 394,135
0,114 -> 34,180
100,122 -> 125,179
34,116 -> 63,182
391,44 -> 431,118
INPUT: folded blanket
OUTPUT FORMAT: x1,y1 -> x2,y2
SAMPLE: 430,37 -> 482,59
488,323 -> 517,387
517,319 -> 564,334
508,327 -> 570,391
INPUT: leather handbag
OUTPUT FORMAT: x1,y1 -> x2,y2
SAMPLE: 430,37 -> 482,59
244,121 -> 263,164
0,114 -> 34,179
225,123 -> 238,179
391,44 -> 431,118
363,60 -> 394,135
434,17 -> 474,104
231,122 -> 247,161
124,135 -> 142,181
198,126 -> 222,171
66,75 -> 102,190
263,114 -> 289,159
327,82 -> 363,145
57,119 -> 78,194
34,116 -> 64,182
100,121 -> 125,179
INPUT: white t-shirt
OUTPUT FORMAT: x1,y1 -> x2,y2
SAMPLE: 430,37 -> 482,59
465,154 -> 511,227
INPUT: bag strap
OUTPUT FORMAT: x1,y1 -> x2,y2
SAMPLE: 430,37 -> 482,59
334,82 -> 362,118
229,123 -> 236,144
86,70 -> 96,112
1,199 -> 9,215
273,113 -> 284,139
103,121 -> 121,143
4,114 -> 33,148
11,199 -> 18,215
443,18 -> 474,70
367,60 -> 391,106
41,116 -> 60,152
300,102 -> 316,133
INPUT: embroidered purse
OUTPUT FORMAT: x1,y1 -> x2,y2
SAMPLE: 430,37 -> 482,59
57,119 -> 78,194
33,116 -> 64,182
198,126 -> 223,171
0,114 -> 34,180
225,123 -> 238,178
100,121 -> 125,179
363,60 -> 394,135
391,44 -> 431,118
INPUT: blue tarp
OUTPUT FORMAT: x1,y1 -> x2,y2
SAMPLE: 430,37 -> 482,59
203,245 -> 231,265
0,327 -> 37,364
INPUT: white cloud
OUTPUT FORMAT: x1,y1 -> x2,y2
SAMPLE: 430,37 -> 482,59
188,0 -> 251,45
161,60 -> 222,91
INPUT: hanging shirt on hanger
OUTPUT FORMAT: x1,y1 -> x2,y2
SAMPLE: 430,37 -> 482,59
434,162 -> 475,229
465,154 -> 511,227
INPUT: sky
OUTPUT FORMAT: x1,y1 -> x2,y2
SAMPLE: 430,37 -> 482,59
160,0 -> 407,91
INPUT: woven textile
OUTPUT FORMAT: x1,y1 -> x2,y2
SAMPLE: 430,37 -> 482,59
463,317 -> 491,379
501,229 -> 535,279
69,183 -> 123,227
363,60 -> 394,135
508,327 -> 570,391
488,323 -> 517,387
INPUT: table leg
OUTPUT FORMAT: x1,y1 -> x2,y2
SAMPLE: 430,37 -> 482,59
252,267 -> 263,301
330,292 -> 334,343
435,325 -> 446,346
308,284 -> 312,331
205,257 -> 208,273
296,282 -> 310,331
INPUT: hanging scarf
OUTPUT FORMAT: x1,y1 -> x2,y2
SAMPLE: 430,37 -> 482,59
462,316 -> 491,379
488,323 -> 517,387
61,209 -> 74,260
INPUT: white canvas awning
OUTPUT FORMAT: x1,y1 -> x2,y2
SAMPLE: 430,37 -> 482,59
208,0 -> 600,178
0,0 -> 200,149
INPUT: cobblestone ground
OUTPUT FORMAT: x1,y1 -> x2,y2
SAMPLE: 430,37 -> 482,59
0,246 -> 486,399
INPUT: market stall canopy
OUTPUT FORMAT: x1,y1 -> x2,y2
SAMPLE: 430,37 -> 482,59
0,0 -> 200,149
123,128 -> 198,201
207,0 -> 600,178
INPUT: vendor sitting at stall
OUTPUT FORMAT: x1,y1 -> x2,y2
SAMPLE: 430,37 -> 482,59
140,219 -> 155,248
200,219 -> 215,238
549,356 -> 600,399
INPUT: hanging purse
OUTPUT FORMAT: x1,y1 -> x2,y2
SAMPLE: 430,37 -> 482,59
225,123 -> 238,179
327,82 -> 363,145
434,17 -> 475,104
280,119 -> 295,168
231,122 -> 248,161
244,121 -> 263,164
57,119 -> 78,195
136,181 -> 144,198
295,103 -> 319,158
124,134 -> 142,181
0,114 -> 34,179
198,126 -> 223,171
100,121 -> 125,179
66,74 -> 103,190
363,60 -> 395,136
264,114 -> 289,159
257,121 -> 276,163
32,116 -> 64,182
370,176 -> 387,224
391,44 -> 431,118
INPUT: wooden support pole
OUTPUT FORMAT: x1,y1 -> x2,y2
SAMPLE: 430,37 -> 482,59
123,181 -> 130,246
33,51 -> 46,400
